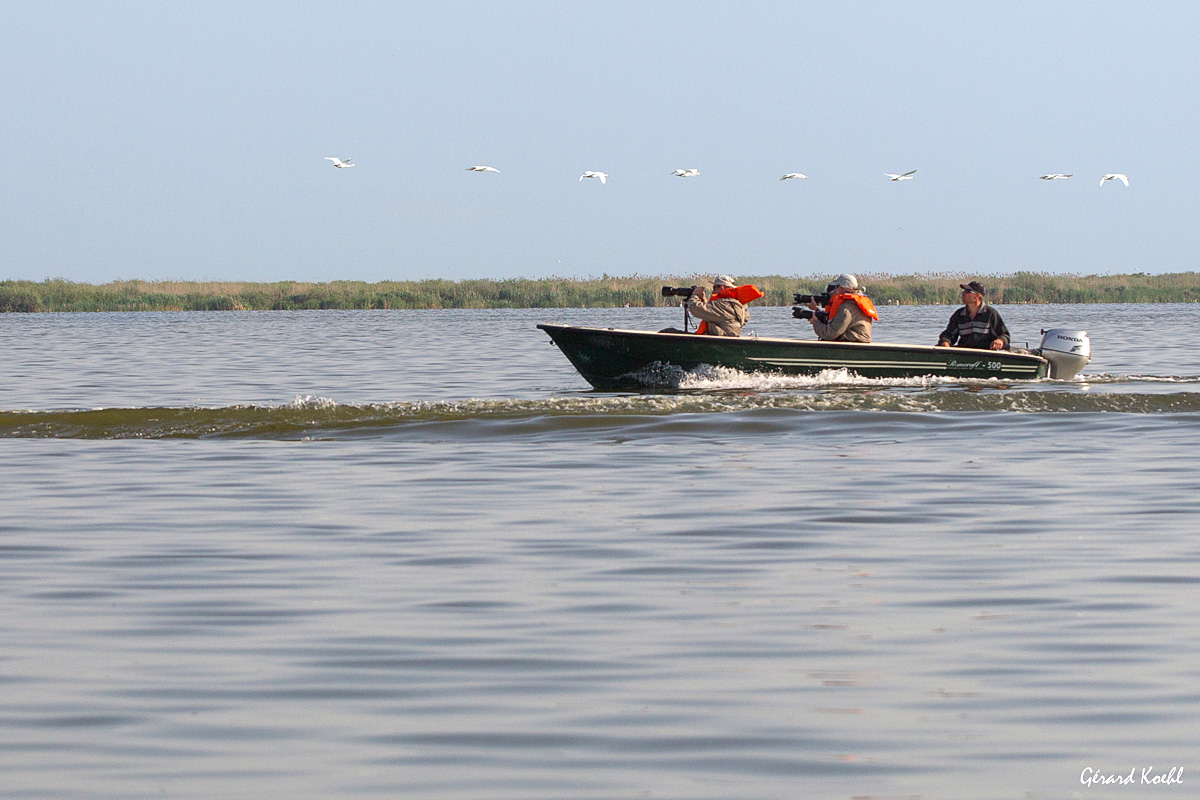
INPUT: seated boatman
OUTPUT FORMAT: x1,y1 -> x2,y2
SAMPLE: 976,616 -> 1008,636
803,273 -> 877,342
687,275 -> 764,336
936,280 -> 1010,350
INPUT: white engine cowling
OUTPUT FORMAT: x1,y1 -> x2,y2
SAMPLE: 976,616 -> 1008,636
1038,329 -> 1090,379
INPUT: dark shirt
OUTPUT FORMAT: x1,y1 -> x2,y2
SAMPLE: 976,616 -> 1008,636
938,304 -> 1010,349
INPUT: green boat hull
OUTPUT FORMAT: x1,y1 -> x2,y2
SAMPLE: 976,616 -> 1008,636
538,324 -> 1049,389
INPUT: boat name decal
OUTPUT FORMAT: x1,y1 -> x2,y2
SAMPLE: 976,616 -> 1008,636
946,359 -> 1004,371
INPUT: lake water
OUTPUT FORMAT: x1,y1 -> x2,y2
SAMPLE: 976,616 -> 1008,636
1,304 -> 1197,800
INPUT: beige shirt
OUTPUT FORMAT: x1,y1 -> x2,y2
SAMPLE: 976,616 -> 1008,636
687,292 -> 749,336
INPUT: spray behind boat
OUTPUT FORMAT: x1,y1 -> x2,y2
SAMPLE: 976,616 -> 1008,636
1035,329 -> 1091,379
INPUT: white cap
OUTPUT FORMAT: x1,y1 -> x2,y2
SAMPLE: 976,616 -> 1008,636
830,273 -> 858,290
714,274 -> 736,287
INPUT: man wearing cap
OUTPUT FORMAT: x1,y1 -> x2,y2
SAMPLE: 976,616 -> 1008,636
687,275 -> 760,336
937,281 -> 1010,351
802,274 -> 877,342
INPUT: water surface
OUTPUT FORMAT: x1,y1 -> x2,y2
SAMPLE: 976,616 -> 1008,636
1,304 -> 1197,799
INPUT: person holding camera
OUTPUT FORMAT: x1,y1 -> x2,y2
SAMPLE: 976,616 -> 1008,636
686,275 -> 762,336
802,274 -> 877,342
936,281 -> 1009,350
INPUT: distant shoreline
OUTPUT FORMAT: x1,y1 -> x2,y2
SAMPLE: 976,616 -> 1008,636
2,273 -> 1196,312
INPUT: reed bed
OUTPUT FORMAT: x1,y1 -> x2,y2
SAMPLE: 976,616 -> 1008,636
3,272 -> 1199,313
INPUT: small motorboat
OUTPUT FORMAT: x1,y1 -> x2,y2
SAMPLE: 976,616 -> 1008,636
538,324 -> 1090,390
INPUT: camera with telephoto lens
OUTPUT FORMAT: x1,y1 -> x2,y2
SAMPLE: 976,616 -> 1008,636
793,287 -> 833,321
793,291 -> 832,306
661,286 -> 697,298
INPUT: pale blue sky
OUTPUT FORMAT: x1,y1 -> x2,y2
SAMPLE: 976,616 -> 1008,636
2,1 -> 1193,283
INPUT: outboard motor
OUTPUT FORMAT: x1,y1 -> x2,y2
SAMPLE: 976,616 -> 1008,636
1037,329 -> 1090,379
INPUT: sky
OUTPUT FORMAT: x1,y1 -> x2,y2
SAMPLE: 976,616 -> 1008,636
2,1 -> 1196,283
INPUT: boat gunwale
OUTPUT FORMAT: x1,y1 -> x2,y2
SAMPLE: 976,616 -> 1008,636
536,323 -> 1049,364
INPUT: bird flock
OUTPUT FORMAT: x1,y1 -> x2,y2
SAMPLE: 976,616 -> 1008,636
1039,172 -> 1130,186
325,158 -> 1130,187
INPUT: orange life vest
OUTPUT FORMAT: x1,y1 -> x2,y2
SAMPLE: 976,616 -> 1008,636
695,284 -> 765,335
824,292 -> 879,322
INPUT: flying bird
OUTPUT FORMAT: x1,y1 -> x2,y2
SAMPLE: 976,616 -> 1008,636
780,173 -> 808,181
325,157 -> 355,168
670,168 -> 700,177
466,165 -> 500,173
1039,174 -> 1072,180
885,170 -> 917,181
579,171 -> 608,184
1100,173 -> 1129,186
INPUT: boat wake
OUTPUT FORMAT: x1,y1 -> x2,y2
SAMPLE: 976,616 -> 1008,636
633,364 -> 1200,392
5,382 -> 1200,439
1080,373 -> 1200,384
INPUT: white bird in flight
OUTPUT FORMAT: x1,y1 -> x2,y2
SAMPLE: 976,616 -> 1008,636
466,165 -> 500,173
780,173 -> 808,181
670,168 -> 700,177
579,171 -> 608,184
325,157 -> 355,169
1100,173 -> 1130,186
885,170 -> 917,181
1039,173 -> 1072,180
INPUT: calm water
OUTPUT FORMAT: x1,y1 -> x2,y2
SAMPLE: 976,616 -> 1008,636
1,304 -> 1198,799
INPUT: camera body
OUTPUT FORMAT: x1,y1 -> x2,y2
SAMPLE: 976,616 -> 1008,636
792,307 -> 828,322
661,286 -> 697,298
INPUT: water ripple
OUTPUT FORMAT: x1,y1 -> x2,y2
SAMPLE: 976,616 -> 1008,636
6,389 -> 1200,439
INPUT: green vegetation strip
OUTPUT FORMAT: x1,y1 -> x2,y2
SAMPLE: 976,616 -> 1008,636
2,273 -> 1196,312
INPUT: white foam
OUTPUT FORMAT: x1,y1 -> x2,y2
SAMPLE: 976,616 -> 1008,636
1079,373 -> 1200,384
281,395 -> 342,410
675,365 -> 988,392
